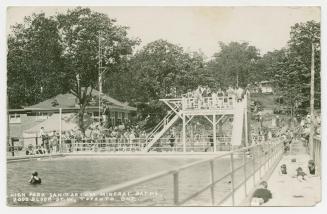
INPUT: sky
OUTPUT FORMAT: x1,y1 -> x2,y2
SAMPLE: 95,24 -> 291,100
6,6 -> 320,58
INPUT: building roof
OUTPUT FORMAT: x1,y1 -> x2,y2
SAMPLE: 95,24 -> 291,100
24,90 -> 136,111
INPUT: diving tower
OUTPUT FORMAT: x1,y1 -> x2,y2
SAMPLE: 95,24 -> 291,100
143,92 -> 250,152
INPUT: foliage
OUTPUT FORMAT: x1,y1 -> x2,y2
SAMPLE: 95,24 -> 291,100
206,42 -> 261,88
7,13 -> 67,108
129,39 -> 206,102
256,49 -> 288,81
104,40 -> 207,129
56,7 -> 139,132
272,21 -> 320,116
7,8 -> 139,133
8,9 -> 320,134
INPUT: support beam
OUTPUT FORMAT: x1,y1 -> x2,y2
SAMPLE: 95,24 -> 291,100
204,115 -> 213,125
182,113 -> 186,152
213,114 -> 217,152
214,115 -> 225,126
185,115 -> 194,126
59,108 -> 62,152
162,100 -> 182,118
244,99 -> 248,146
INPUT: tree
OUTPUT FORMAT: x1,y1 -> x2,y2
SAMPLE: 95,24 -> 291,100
7,8 -> 139,133
206,42 -> 260,88
256,49 -> 288,81
56,7 -> 139,133
288,21 -> 320,110
272,21 -> 320,116
104,39 -> 207,130
127,40 -> 207,102
7,13 -> 67,108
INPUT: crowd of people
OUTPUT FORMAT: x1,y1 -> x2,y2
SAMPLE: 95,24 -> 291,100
25,127 -> 60,155
181,85 -> 247,109
25,123 -> 148,154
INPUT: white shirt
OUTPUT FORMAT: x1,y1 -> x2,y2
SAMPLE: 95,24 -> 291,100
39,129 -> 46,137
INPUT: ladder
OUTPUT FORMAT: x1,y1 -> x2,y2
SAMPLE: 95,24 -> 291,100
143,108 -> 180,152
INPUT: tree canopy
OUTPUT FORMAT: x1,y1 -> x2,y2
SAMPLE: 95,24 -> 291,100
7,7 -> 321,130
7,7 -> 139,133
105,39 -> 207,130
7,13 -> 67,108
271,21 -> 320,115
206,42 -> 261,88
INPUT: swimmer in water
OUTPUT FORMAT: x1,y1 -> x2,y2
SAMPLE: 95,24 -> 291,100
29,171 -> 41,184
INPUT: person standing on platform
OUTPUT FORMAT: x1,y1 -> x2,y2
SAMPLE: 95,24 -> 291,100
169,133 -> 176,151
39,127 -> 47,148
50,131 -> 58,153
236,87 -> 244,102
211,91 -> 218,108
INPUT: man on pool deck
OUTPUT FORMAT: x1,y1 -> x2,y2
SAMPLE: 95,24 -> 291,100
29,171 -> 42,185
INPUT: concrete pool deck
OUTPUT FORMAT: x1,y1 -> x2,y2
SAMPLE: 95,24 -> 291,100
7,153 -> 65,162
241,140 -> 321,207
7,151 -> 233,162
262,154 -> 321,206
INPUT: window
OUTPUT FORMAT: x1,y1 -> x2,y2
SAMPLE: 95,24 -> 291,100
9,114 -> 21,124
36,112 -> 49,121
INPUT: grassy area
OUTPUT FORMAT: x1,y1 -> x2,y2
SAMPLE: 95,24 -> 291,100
251,93 -> 276,110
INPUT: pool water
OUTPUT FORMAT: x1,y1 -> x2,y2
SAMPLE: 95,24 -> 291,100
7,155 -> 249,206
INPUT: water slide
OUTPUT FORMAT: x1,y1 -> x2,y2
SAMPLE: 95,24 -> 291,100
231,100 -> 245,146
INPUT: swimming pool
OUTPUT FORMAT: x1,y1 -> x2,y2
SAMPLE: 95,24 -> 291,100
7,155 -> 249,206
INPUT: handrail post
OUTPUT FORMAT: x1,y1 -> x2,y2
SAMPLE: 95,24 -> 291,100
264,144 -> 268,173
273,143 -> 277,162
72,139 -> 75,152
268,142 -> 272,167
230,153 -> 235,206
11,138 -> 15,157
258,144 -> 264,180
210,160 -> 215,205
243,150 -> 247,197
173,172 -> 179,205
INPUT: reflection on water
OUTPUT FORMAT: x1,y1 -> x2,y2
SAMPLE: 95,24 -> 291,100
7,156 -> 249,206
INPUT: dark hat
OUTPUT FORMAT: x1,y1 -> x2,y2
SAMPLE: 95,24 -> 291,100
32,171 -> 38,176
308,160 -> 315,164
